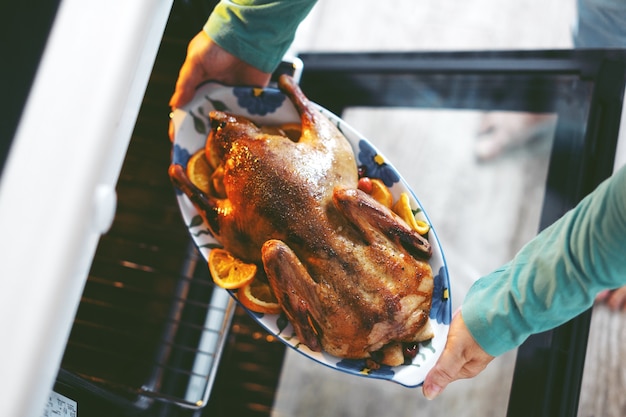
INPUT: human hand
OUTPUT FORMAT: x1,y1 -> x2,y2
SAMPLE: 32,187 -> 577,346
169,31 -> 271,109
422,309 -> 495,400
596,287 -> 626,311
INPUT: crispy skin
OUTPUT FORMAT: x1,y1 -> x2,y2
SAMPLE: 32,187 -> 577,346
169,75 -> 433,363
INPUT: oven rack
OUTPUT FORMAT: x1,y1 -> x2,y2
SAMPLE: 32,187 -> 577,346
60,207 -> 236,410
57,2 -> 290,413
57,7 -> 238,403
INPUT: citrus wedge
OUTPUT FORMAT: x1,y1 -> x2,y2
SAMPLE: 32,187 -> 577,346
370,178 -> 393,208
208,249 -> 257,289
392,192 -> 430,235
238,277 -> 282,314
186,149 -> 213,194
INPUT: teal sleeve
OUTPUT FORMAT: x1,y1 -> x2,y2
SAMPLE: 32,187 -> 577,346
462,165 -> 626,357
203,0 -> 318,73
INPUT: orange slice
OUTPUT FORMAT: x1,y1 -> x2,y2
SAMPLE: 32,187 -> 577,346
186,149 -> 213,194
208,249 -> 257,290
392,192 -> 430,235
238,277 -> 282,314
370,178 -> 393,208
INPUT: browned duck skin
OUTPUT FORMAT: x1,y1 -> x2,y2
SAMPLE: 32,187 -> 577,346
170,74 -> 434,365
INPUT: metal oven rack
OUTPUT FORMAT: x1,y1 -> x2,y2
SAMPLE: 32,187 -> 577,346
58,91 -> 237,412
55,1 -> 238,412
53,3 -> 289,416
60,236 -> 235,411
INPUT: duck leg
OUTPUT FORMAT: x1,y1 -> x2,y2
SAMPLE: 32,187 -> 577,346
169,164 -> 227,236
262,239 -> 323,352
332,187 -> 432,259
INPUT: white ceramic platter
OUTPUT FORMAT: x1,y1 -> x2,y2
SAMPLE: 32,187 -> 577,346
170,81 -> 451,387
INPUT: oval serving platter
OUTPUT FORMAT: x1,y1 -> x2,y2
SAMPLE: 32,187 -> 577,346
170,81 -> 451,387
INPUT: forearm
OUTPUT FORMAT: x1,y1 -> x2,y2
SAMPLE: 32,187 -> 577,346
204,0 -> 318,73
463,165 -> 626,356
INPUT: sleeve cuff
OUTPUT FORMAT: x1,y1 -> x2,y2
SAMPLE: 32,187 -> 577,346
204,0 -> 317,74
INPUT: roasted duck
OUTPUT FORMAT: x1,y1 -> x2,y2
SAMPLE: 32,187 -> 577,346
169,75 -> 434,365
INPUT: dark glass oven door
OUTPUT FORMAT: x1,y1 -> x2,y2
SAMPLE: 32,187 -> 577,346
286,49 -> 626,417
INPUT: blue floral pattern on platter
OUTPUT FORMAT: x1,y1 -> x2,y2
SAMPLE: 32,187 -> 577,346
233,86 -> 286,115
172,143 -> 191,167
170,81 -> 451,388
357,140 -> 400,187
431,266 -> 452,325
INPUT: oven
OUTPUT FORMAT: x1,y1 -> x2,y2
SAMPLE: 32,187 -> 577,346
2,1 -> 625,417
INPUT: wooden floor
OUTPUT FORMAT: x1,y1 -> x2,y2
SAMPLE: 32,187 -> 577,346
270,1 -> 626,416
